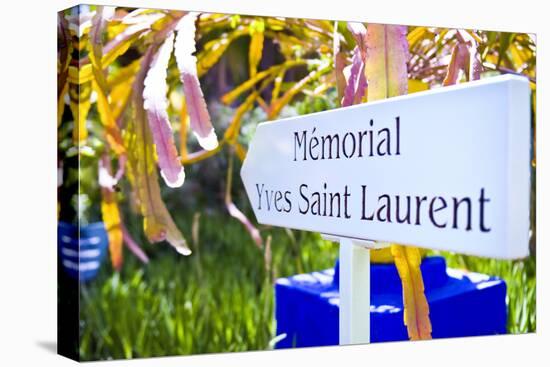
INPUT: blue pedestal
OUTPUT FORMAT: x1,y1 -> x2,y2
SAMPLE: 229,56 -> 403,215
274,256 -> 506,348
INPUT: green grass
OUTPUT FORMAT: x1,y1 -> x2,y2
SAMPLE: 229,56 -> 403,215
79,212 -> 338,360
79,212 -> 535,360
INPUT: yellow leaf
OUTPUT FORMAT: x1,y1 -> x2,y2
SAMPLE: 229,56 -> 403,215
57,82 -> 68,127
101,188 -> 123,270
224,91 -> 259,143
366,24 -> 432,341
271,67 -> 287,102
87,12 -> 127,156
221,60 -> 306,105
93,80 -> 127,155
248,20 -> 265,78
101,25 -> 149,67
110,77 -> 135,121
69,81 -> 92,144
408,79 -> 429,94
391,244 -> 432,340
197,28 -> 247,77
365,24 -> 409,100
107,61 -> 141,121
68,64 -> 94,85
509,43 -> 528,70
372,246 -> 426,263
234,142 -> 247,162
371,248 -> 395,263
407,26 -> 426,47
181,143 -> 224,165
269,61 -> 331,119
107,59 -> 141,88
221,66 -> 277,105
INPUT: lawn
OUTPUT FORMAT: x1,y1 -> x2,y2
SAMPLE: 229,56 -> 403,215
79,212 -> 535,360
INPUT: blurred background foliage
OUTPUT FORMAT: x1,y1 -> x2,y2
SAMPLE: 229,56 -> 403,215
57,5 -> 536,360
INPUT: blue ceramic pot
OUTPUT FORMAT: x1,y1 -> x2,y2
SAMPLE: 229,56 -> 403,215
58,221 -> 109,282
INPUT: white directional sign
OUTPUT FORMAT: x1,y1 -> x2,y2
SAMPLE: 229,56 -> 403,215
241,75 -> 531,259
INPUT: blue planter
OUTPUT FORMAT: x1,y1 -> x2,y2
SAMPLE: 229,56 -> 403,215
58,221 -> 109,282
275,256 -> 507,347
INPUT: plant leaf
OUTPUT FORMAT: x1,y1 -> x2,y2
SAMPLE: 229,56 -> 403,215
68,64 -> 94,85
347,22 -> 367,54
99,155 -> 123,271
226,202 -> 263,248
174,12 -> 218,151
443,31 -> 482,86
107,59 -> 141,121
127,46 -> 191,256
221,64 -> 278,105
225,151 -> 262,248
92,80 -> 127,154
110,76 -> 135,121
122,224 -> 149,264
391,245 -> 432,340
69,82 -> 91,145
333,22 -> 347,103
248,19 -> 265,78
407,26 -> 427,48
179,94 -> 189,159
96,22 -> 150,67
408,79 -> 429,94
341,46 -> 367,107
89,7 -> 126,155
271,66 -> 287,103
460,30 -> 483,81
365,24 -> 431,341
143,32 -> 185,188
365,24 -> 409,100
443,42 -> 469,86
58,13 -> 71,126
197,28 -> 247,77
224,90 -> 259,143
234,142 -> 247,162
181,143 -> 224,165
107,58 -> 141,88
269,61 -> 331,119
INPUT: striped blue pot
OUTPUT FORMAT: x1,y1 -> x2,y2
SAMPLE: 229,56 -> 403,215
58,221 -> 109,282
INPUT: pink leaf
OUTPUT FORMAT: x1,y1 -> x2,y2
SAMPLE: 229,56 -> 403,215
226,201 -> 263,248
365,24 -> 409,101
143,32 -> 185,188
122,224 -> 149,264
129,45 -> 192,256
347,22 -> 367,54
459,30 -> 483,81
443,43 -> 470,86
341,46 -> 367,107
333,23 -> 347,102
99,154 -> 126,190
174,12 -> 219,151
113,154 -> 127,183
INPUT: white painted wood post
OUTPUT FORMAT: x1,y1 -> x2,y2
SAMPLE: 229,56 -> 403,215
339,237 -> 371,345
322,235 -> 388,345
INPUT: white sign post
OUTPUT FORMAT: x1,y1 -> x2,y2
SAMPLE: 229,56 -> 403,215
240,75 -> 531,345
322,235 -> 386,344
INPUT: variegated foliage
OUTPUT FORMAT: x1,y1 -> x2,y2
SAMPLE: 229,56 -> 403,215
58,6 -> 536,302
